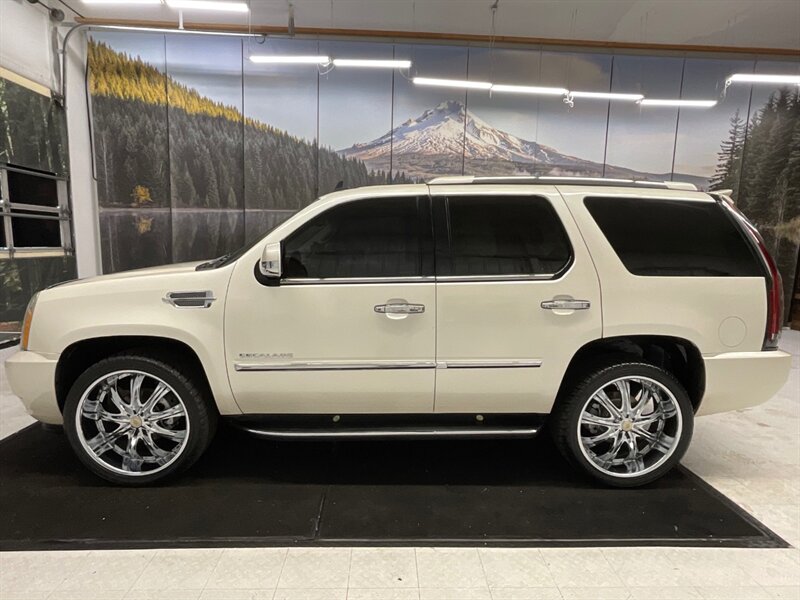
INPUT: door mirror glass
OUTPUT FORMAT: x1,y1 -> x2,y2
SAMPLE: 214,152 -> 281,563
259,242 -> 282,279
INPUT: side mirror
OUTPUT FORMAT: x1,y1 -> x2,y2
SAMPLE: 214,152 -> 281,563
259,242 -> 282,279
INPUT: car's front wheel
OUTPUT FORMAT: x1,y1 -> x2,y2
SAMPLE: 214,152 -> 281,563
63,352 -> 216,485
551,361 -> 694,487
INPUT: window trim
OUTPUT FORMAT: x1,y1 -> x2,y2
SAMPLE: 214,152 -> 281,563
278,195 -> 434,285
0,165 -> 72,259
432,194 -> 575,283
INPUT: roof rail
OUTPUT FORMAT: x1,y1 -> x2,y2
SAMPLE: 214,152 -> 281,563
426,175 -> 698,191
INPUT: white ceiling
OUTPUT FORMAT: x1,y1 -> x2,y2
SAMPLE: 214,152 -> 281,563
59,0 -> 800,51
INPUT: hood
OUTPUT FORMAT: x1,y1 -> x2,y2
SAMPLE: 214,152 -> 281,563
52,261 -> 204,289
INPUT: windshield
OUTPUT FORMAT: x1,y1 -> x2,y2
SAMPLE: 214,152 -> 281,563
195,222 -> 282,270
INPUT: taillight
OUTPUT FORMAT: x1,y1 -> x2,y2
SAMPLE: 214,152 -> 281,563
718,197 -> 783,350
751,229 -> 784,349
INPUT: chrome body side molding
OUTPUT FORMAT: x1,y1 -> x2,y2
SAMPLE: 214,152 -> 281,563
163,290 -> 216,309
234,360 -> 437,372
234,359 -> 542,372
436,359 -> 543,369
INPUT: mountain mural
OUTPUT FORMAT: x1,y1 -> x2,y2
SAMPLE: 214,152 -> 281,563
340,100 -> 709,188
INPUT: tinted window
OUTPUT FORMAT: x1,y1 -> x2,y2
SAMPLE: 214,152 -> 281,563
584,197 -> 763,277
7,171 -> 59,208
436,195 -> 571,277
283,197 -> 429,279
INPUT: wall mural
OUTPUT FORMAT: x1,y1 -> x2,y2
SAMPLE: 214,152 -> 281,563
87,32 -> 799,311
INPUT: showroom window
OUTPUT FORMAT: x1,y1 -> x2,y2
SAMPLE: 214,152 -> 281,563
584,196 -> 764,277
0,166 -> 72,258
282,196 -> 431,279
435,195 -> 572,278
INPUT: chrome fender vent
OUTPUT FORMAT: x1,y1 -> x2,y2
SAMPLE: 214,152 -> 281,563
163,290 -> 216,309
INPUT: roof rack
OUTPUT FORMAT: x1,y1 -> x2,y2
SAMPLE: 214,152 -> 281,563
426,175 -> 698,191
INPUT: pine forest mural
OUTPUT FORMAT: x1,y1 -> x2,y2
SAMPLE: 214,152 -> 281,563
86,33 -> 799,311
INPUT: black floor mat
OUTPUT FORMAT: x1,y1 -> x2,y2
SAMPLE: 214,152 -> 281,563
0,423 -> 786,550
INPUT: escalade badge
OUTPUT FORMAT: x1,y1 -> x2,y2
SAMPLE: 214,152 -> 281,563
237,352 -> 293,360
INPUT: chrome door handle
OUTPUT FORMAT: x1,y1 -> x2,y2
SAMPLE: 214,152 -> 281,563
374,303 -> 425,314
541,299 -> 591,310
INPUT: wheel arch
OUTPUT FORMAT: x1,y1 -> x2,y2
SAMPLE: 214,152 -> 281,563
556,335 -> 706,412
55,336 -> 217,416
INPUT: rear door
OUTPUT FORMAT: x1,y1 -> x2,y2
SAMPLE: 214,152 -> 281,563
431,186 -> 602,414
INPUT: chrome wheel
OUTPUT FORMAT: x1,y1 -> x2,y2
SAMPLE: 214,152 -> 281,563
577,375 -> 682,479
75,370 -> 190,477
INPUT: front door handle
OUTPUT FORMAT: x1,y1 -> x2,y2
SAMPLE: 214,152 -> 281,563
541,299 -> 591,310
374,303 -> 425,315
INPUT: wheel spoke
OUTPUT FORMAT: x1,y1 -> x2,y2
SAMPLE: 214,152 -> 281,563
582,427 -> 618,447
129,374 -> 145,412
632,426 -> 675,455
87,425 -> 131,456
580,413 -> 618,428
147,422 -> 187,442
140,430 -> 173,466
593,389 -> 622,419
106,378 -> 131,414
140,382 -> 171,416
149,404 -> 185,422
122,432 -> 144,472
615,379 -> 632,415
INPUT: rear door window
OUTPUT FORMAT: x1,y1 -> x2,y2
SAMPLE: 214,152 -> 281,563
435,195 -> 572,278
584,196 -> 763,277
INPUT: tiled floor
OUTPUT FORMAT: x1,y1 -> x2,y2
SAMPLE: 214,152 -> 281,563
1,332 -> 798,600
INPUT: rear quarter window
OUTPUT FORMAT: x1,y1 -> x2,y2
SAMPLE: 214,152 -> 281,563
583,196 -> 763,277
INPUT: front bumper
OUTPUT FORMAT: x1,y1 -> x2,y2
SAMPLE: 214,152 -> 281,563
4,350 -> 62,424
697,349 -> 792,416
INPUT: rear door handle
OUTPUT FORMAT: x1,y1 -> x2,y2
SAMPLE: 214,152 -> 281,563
541,299 -> 591,310
374,303 -> 425,314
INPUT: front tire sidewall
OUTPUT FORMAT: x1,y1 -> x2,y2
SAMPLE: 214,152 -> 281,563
562,363 -> 694,488
63,355 -> 212,486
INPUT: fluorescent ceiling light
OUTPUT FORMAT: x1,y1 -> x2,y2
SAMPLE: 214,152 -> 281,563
332,59 -> 411,69
413,77 -> 492,90
166,0 -> 249,12
639,99 -> 717,108
570,91 -> 644,101
102,25 -> 260,36
83,0 -> 161,4
491,84 -> 567,96
727,73 -> 800,85
250,55 -> 331,64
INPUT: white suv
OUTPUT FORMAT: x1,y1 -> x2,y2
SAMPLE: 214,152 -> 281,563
5,177 -> 792,487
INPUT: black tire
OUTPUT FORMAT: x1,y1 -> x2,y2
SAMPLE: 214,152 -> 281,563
63,352 -> 217,485
550,361 -> 693,488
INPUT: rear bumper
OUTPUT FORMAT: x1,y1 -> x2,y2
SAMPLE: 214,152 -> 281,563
697,350 -> 792,416
4,350 -> 62,425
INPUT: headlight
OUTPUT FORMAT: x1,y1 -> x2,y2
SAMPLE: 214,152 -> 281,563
21,292 -> 39,351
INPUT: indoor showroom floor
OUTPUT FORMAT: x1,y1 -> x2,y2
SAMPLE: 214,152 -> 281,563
0,332 -> 798,600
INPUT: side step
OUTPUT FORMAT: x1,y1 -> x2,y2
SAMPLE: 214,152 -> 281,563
227,413 -> 545,441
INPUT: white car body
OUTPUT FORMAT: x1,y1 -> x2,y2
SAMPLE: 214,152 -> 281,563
6,181 -> 792,425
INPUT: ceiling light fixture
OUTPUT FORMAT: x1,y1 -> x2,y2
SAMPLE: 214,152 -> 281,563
569,91 -> 644,101
249,55 -> 331,64
413,77 -> 492,90
726,73 -> 800,86
82,0 -> 161,4
491,84 -> 567,96
165,0 -> 249,12
332,59 -> 411,69
639,99 -> 717,108
100,25 -> 261,36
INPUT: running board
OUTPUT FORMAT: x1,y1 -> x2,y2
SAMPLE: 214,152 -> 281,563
237,425 -> 540,440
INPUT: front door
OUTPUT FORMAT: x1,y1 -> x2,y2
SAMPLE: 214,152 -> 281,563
431,187 -> 602,414
225,194 -> 436,414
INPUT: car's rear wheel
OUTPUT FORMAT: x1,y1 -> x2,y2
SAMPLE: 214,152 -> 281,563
551,361 -> 693,487
63,353 -> 216,485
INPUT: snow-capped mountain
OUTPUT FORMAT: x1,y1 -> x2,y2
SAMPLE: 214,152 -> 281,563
339,100 -> 600,176
338,100 -> 709,188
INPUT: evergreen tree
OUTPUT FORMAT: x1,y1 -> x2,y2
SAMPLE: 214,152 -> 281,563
710,109 -> 745,196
